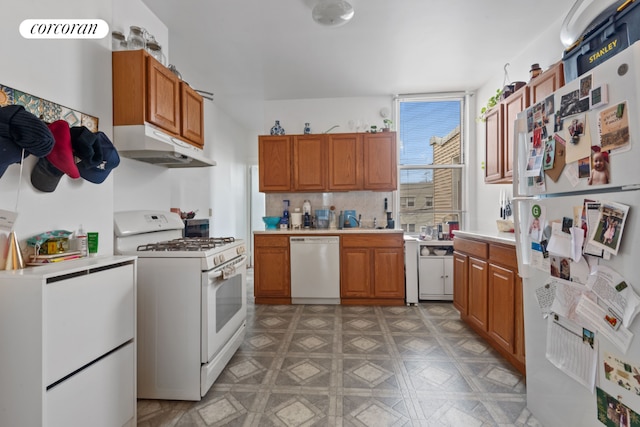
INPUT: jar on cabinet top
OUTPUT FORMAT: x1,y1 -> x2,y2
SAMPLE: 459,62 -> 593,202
146,40 -> 166,66
127,26 -> 146,50
111,30 -> 127,51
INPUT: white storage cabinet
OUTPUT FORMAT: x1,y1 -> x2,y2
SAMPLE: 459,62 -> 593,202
0,256 -> 137,427
418,243 -> 454,301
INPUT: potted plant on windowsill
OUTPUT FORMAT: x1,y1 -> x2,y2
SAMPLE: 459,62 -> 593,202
477,88 -> 503,122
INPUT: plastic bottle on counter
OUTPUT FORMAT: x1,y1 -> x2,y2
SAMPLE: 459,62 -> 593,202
75,225 -> 88,257
280,200 -> 290,229
303,199 -> 311,228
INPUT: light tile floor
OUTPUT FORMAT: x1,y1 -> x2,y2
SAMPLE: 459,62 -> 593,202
137,270 -> 542,426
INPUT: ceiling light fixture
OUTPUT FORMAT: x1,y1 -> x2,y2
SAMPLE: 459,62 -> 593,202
312,0 -> 355,27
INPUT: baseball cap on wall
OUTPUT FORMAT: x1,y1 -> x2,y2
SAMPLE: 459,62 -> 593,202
78,132 -> 120,183
70,125 -> 102,168
30,157 -> 65,193
30,120 -> 80,192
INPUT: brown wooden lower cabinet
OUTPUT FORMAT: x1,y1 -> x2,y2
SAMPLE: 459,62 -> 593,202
254,234 -> 291,304
467,257 -> 488,332
253,233 -> 405,306
341,234 -> 405,305
453,235 -> 525,376
452,252 -> 468,315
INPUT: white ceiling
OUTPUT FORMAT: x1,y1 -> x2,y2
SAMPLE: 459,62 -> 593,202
141,0 -> 576,129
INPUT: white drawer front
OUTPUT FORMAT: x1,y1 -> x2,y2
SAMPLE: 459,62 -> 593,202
45,263 -> 135,386
46,342 -> 135,427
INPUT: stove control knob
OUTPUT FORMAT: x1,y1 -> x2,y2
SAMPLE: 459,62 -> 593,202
213,256 -> 219,265
237,246 -> 245,255
219,254 -> 225,263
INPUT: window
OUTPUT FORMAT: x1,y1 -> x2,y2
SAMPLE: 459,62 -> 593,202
400,197 -> 416,208
396,94 -> 465,236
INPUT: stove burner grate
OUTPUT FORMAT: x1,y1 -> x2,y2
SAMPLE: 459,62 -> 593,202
137,237 -> 236,252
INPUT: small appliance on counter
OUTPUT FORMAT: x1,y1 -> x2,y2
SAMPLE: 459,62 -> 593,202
343,209 -> 357,227
315,208 -> 330,229
184,218 -> 209,238
291,209 -> 303,229
386,211 -> 395,229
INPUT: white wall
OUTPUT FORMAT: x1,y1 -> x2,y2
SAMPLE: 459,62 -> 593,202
0,0 -> 114,262
0,0 -> 255,267
264,96 -> 393,136
470,14 -> 569,232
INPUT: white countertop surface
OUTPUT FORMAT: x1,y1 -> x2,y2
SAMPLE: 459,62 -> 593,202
254,228 -> 404,235
453,230 -> 516,246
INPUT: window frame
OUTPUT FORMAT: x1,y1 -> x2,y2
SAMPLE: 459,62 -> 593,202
394,93 -> 468,236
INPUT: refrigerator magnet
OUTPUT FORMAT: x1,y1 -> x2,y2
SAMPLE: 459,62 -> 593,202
590,84 -> 608,108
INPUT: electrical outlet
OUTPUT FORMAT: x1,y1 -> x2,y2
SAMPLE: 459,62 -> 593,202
208,208 -> 213,216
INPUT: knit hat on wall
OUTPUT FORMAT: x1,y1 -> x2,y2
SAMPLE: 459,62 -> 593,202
0,105 -> 54,177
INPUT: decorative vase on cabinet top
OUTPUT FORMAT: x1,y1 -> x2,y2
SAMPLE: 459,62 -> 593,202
270,120 -> 285,135
304,123 -> 311,134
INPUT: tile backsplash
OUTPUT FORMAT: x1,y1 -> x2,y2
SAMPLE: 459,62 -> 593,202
265,191 -> 394,228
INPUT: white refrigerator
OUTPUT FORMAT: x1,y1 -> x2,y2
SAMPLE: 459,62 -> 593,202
513,41 -> 640,427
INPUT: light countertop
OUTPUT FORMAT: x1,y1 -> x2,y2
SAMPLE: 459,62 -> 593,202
254,228 -> 404,235
453,230 -> 516,246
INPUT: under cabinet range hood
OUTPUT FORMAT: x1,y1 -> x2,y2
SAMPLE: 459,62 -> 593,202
113,124 -> 216,168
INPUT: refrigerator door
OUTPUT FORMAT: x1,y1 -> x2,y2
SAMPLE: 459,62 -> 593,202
514,41 -> 640,198
515,189 -> 640,427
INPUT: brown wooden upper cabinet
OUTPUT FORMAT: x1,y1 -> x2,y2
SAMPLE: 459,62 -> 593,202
259,135 -> 292,192
484,86 -> 529,184
258,132 -> 397,193
529,61 -> 565,105
484,105 -> 503,183
363,132 -> 397,190
293,134 -> 327,191
328,133 -> 363,191
180,83 -> 205,148
112,49 -> 204,149
484,61 -> 564,184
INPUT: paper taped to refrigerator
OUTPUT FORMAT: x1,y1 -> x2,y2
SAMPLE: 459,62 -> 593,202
587,265 -> 640,327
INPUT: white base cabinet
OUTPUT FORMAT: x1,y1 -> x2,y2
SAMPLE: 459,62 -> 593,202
0,256 -> 137,427
418,255 -> 454,300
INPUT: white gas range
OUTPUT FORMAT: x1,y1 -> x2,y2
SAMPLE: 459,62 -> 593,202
114,210 -> 247,401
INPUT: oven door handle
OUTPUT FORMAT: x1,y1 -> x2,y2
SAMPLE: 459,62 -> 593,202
209,255 -> 247,280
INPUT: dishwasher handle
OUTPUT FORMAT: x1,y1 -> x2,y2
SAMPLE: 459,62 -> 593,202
290,236 -> 339,244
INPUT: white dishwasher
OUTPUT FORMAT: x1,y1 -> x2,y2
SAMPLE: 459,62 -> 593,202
290,236 -> 340,304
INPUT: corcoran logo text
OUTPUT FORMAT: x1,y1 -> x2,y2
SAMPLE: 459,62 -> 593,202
589,39 -> 619,64
20,19 -> 109,39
